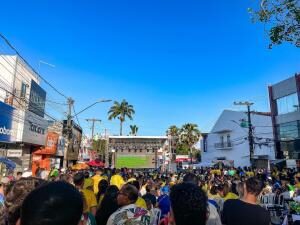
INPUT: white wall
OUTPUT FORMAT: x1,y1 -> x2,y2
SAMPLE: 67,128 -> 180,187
0,55 -> 46,146
202,110 -> 275,167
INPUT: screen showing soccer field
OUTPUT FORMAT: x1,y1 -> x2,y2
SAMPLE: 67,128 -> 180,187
116,155 -> 154,168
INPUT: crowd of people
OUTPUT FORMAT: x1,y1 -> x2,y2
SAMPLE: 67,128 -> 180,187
0,165 -> 299,225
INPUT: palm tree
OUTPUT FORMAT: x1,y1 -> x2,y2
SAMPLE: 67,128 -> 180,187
108,100 -> 135,135
179,123 -> 201,164
166,125 -> 180,137
129,125 -> 138,136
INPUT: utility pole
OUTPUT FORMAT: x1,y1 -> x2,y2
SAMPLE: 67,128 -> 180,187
64,97 -> 74,168
86,119 -> 102,140
234,101 -> 255,166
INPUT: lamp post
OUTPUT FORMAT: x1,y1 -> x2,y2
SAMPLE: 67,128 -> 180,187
63,99 -> 112,168
111,149 -> 116,168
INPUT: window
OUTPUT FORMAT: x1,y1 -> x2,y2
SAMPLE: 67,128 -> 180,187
220,136 -> 224,144
277,121 -> 300,140
227,134 -> 231,143
276,93 -> 299,115
20,82 -> 27,98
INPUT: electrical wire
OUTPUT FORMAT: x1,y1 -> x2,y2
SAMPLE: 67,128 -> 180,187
0,33 -> 68,99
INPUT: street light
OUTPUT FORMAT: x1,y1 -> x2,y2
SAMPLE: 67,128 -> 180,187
63,99 -> 112,168
73,99 -> 112,117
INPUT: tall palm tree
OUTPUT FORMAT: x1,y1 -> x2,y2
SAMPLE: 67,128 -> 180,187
108,100 -> 135,135
166,125 -> 180,137
129,125 -> 138,136
179,123 -> 201,164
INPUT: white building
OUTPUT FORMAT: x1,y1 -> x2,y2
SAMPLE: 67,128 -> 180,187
0,55 -> 47,170
202,110 -> 275,168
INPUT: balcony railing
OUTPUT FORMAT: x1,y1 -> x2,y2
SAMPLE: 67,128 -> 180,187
214,142 -> 233,149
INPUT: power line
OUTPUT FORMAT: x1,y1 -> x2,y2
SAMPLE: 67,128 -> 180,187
0,33 -> 68,99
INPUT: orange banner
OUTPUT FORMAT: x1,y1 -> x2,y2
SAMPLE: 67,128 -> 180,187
44,132 -> 59,154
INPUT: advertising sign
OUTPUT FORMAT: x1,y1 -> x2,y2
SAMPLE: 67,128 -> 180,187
28,80 -> 46,117
65,120 -> 82,161
22,111 -> 47,146
7,149 -> 23,157
56,136 -> 65,156
43,132 -> 59,154
0,101 -> 15,143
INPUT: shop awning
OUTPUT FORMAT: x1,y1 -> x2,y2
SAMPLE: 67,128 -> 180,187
0,157 -> 16,170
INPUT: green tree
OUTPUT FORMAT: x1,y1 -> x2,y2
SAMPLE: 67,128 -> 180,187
108,100 -> 135,136
179,123 -> 201,161
249,0 -> 300,48
129,125 -> 139,136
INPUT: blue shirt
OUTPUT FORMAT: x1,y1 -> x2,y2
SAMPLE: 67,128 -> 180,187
158,194 -> 170,218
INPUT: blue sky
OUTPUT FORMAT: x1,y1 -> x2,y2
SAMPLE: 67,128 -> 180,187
0,0 -> 299,136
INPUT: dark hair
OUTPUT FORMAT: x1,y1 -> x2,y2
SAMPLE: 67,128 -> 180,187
122,184 -> 139,203
21,181 -> 83,225
17,172 -> 22,176
183,173 -> 199,185
84,171 -> 90,179
128,180 -> 140,191
96,185 -> 119,225
245,177 -> 264,196
73,172 -> 85,186
170,183 -> 207,225
1,178 -> 46,225
145,184 -> 152,193
97,179 -> 109,203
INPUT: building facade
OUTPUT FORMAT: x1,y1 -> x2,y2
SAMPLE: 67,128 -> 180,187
269,74 -> 300,160
202,110 -> 275,168
0,55 -> 48,171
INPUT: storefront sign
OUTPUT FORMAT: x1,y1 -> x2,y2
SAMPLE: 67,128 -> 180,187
28,80 -> 46,117
0,101 -> 15,143
56,136 -> 65,156
7,149 -> 23,157
44,132 -> 59,154
22,111 -> 47,146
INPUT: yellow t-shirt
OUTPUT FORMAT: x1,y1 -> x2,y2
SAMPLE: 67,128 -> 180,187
92,175 -> 106,194
135,196 -> 147,209
81,189 -> 97,213
110,174 -> 125,190
127,178 -> 137,183
246,171 -> 254,177
223,192 -> 239,201
84,178 -> 94,190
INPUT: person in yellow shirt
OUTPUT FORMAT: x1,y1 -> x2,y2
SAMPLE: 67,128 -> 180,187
110,169 -> 125,190
92,168 -> 106,194
128,180 -> 147,209
74,172 -> 97,216
84,177 -> 94,191
217,183 -> 238,201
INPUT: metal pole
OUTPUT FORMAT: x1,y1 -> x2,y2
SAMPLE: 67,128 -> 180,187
63,98 -> 74,169
247,104 -> 254,166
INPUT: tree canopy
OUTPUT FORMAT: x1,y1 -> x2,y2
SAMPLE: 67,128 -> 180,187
250,0 -> 300,48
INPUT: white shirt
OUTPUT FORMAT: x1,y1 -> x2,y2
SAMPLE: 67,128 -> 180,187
206,203 -> 222,225
106,204 -> 153,225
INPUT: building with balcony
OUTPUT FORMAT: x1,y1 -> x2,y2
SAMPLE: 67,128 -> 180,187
202,110 -> 275,167
269,74 -> 300,160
